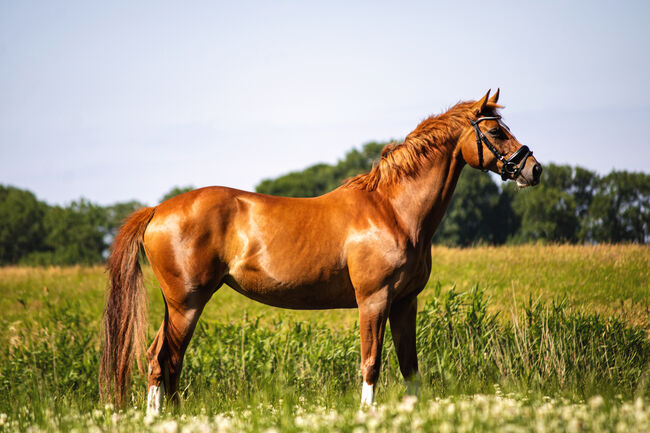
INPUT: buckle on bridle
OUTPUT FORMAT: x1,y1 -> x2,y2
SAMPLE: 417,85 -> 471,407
471,116 -> 532,180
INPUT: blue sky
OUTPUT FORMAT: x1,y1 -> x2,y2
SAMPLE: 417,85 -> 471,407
1,0 -> 649,205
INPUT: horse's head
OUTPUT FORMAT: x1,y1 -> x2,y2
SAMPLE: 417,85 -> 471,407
459,89 -> 542,187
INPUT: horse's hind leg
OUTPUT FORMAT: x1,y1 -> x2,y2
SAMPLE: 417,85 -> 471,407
146,276 -> 220,415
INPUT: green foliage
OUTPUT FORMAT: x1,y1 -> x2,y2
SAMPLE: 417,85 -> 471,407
256,149 -> 648,246
434,170 -> 515,246
1,155 -> 649,268
256,142 -> 384,197
0,185 -> 47,264
47,201 -> 104,264
254,141 -> 650,245
1,283 -> 648,420
0,247 -> 647,430
160,185 -> 195,203
0,185 -> 149,266
506,164 -> 599,243
582,171 -> 650,243
20,200 -> 107,266
103,200 -> 146,244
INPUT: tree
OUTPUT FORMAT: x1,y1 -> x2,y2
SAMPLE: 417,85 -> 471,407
256,142 -> 386,197
104,200 -> 146,246
506,164 -> 580,243
582,171 -> 650,243
571,166 -> 599,220
256,163 -> 336,197
434,170 -> 513,246
0,185 -> 47,264
22,199 -> 107,265
160,185 -> 195,203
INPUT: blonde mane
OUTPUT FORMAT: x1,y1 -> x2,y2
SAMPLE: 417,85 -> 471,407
343,101 -> 500,191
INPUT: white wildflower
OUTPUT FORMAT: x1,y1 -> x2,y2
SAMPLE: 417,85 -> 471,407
439,421 -> 452,433
182,419 -> 212,433
567,417 -> 581,433
213,414 -> 232,432
294,415 -> 307,427
392,414 -> 407,429
0,413 -> 6,425
397,395 -> 418,413
411,415 -> 424,430
634,397 -> 644,411
588,395 -> 604,409
154,419 -> 178,433
366,413 -> 380,431
144,414 -> 156,426
428,400 -> 441,416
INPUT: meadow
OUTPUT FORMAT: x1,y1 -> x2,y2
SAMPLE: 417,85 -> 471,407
0,244 -> 648,432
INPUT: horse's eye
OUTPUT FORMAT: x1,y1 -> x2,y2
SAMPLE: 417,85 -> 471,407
489,128 -> 506,139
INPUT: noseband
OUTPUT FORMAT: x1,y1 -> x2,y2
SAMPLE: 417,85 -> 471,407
470,116 -> 533,181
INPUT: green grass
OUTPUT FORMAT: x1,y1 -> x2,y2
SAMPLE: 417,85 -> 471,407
0,245 -> 648,431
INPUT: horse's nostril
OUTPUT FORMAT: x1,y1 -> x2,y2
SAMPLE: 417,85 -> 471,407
533,163 -> 542,181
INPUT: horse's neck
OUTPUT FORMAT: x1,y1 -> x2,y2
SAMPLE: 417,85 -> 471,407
384,141 -> 465,245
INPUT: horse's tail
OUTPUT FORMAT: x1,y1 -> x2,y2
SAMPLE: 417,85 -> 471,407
99,206 -> 156,406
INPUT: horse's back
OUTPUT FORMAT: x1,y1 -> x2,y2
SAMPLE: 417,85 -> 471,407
143,186 -> 374,308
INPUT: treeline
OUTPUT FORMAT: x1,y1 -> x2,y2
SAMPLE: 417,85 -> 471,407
2,142 -> 648,266
256,142 -> 650,246
0,186 -> 193,266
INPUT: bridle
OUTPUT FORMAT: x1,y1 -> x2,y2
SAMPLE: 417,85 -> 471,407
470,116 -> 533,181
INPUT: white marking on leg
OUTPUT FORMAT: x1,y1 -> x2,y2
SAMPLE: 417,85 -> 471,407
147,383 -> 164,415
361,381 -> 374,407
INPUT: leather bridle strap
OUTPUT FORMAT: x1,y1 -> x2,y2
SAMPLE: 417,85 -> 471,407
470,116 -> 533,181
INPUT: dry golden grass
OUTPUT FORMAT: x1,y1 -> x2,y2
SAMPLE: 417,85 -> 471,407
427,244 -> 649,328
0,244 -> 647,332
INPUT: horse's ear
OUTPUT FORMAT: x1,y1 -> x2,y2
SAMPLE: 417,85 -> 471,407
474,89 -> 491,115
489,88 -> 500,104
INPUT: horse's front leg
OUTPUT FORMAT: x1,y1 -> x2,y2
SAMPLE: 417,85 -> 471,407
389,296 -> 420,396
357,291 -> 389,406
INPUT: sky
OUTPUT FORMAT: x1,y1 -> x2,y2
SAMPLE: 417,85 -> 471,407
1,0 -> 649,206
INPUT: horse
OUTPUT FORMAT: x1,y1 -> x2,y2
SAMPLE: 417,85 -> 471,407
99,89 -> 542,414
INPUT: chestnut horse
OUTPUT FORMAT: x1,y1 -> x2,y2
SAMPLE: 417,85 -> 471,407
100,90 -> 542,413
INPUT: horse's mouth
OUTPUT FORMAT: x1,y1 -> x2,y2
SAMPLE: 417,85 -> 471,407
515,174 -> 533,188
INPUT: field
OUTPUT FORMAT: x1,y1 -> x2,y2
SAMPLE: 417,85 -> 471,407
0,245 -> 648,432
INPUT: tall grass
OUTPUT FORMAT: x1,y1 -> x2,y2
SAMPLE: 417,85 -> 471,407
1,284 -> 647,421
0,245 -> 647,430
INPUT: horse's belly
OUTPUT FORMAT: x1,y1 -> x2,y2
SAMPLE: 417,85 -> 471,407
223,267 -> 357,310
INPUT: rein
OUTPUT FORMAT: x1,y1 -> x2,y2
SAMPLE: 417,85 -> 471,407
470,116 -> 533,180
